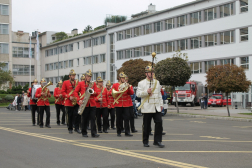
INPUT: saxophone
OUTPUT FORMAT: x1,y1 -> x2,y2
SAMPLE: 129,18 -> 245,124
78,81 -> 94,115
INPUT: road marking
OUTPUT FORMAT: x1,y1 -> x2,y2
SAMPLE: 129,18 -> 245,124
200,136 -> 230,140
127,151 -> 252,153
190,121 -> 206,123
233,126 -> 252,129
0,126 -> 207,168
74,140 -> 252,142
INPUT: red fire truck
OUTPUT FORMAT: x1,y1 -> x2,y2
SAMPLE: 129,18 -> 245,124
173,81 -> 204,107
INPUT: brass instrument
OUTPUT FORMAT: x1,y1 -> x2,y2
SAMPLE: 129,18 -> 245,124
78,81 -> 94,115
65,79 -> 79,105
112,82 -> 129,104
37,81 -> 53,102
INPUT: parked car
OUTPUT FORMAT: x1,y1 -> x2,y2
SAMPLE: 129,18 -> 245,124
223,96 -> 231,106
208,94 -> 223,107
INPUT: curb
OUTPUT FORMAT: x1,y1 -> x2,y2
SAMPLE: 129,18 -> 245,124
166,113 -> 252,122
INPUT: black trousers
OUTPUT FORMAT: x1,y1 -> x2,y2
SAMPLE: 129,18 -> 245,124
38,106 -> 50,126
81,106 -> 96,136
115,107 -> 130,135
108,108 -> 115,128
142,112 -> 162,144
129,106 -> 136,131
65,105 -> 79,131
30,105 -> 39,125
96,108 -> 108,131
55,104 -> 66,124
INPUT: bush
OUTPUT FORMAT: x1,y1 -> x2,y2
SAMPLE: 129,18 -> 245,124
0,97 -> 2,101
0,90 -> 7,94
48,97 -> 55,104
4,95 -> 14,101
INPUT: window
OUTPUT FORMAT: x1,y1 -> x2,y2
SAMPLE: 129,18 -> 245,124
117,31 -> 123,41
54,62 -> 58,70
125,29 -> 132,39
64,60 -> 68,68
45,49 -> 53,57
205,34 -> 217,47
240,0 -> 248,12
165,41 -> 175,53
177,15 -> 187,27
65,45 -> 68,52
59,46 -> 63,54
49,63 -> 53,70
13,47 -> 34,58
165,18 -> 174,30
220,31 -> 234,44
52,37 -> 55,40
241,57 -> 249,69
77,42 -> 79,50
83,41 -> 85,48
154,21 -> 163,32
177,39 -> 188,50
220,3 -> 234,18
220,59 -> 234,65
204,7 -> 217,21
100,36 -> 106,44
93,73 -> 98,81
85,39 -> 91,48
144,45 -> 152,56
101,72 -> 106,80
1,63 -> 8,71
54,48 -> 58,55
59,61 -> 63,69
117,51 -> 123,60
100,54 -> 105,62
125,49 -> 132,59
93,37 -> 99,46
69,44 -> 73,51
143,24 -> 152,35
93,55 -> 99,64
45,64 -> 49,71
154,44 -> 163,54
54,77 -> 59,84
83,58 -> 85,65
86,57 -> 92,65
0,24 -> 9,34
134,27 -> 142,37
15,82 -> 29,87
0,43 -> 9,54
13,65 -> 35,76
205,61 -> 217,72
134,47 -> 142,57
69,60 -> 73,67
191,37 -> 202,49
240,27 -> 248,41
46,78 -> 49,83
190,11 -> 201,24
190,62 -> 202,74
0,5 -> 9,15
77,58 -> 79,66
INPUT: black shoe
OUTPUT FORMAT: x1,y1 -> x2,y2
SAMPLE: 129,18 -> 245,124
32,124 -> 35,126
62,123 -> 66,125
117,134 -> 121,137
125,134 -> 133,137
121,129 -> 125,133
69,130 -> 73,134
162,132 -> 166,135
144,144 -> 150,147
46,125 -> 51,128
57,123 -> 60,126
103,130 -> 108,133
149,132 -> 153,136
132,130 -> 138,133
98,130 -> 102,133
111,127 -> 116,130
92,134 -> 100,138
82,134 -> 88,137
40,125 -> 43,128
153,142 -> 165,148
87,127 -> 91,130
74,129 -> 81,134
107,127 -> 110,130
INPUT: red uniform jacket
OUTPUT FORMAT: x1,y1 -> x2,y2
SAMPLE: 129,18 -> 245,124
95,87 -> 109,108
109,83 -> 134,107
107,88 -> 115,109
62,80 -> 77,107
54,87 -> 64,105
74,81 -> 97,107
161,89 -> 164,96
27,87 -> 36,105
35,87 -> 51,106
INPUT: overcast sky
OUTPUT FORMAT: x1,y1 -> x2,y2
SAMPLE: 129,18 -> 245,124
12,0 -> 194,34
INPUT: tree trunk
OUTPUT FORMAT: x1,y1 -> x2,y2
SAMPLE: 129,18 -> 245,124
226,92 -> 230,117
175,91 -> 179,113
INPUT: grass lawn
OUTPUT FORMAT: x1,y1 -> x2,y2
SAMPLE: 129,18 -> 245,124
238,113 -> 252,115
0,103 -> 11,107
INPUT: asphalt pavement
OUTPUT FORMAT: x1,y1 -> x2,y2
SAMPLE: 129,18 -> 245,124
0,106 -> 251,168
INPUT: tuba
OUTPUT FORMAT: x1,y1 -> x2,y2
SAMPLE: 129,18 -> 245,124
78,81 -> 94,115
112,82 -> 129,104
37,81 -> 52,103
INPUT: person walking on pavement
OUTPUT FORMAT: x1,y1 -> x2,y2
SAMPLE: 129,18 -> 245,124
23,93 -> 29,111
204,93 -> 208,109
200,93 -> 205,109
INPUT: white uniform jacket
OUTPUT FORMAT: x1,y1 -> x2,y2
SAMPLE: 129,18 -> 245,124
136,78 -> 163,113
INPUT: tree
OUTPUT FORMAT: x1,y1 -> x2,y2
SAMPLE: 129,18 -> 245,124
55,32 -> 68,41
104,15 -> 127,25
116,59 -> 152,87
0,63 -> 14,89
155,51 -> 191,113
206,64 -> 251,117
62,75 -> 69,82
83,25 -> 93,34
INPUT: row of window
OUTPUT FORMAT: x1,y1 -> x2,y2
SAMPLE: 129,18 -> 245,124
13,47 -> 35,58
45,54 -> 106,71
0,24 -> 8,34
0,43 -> 8,54
116,27 -> 248,60
14,82 -> 29,87
0,4 -> 9,15
12,65 -> 35,76
117,1 -> 248,41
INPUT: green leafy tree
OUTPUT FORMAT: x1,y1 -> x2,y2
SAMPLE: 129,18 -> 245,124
62,75 -> 69,82
55,32 -> 68,41
94,25 -> 106,31
23,83 -> 29,92
83,25 -> 93,34
104,15 -> 127,25
206,64 -> 251,117
116,59 -> 152,87
0,63 -> 14,89
155,51 -> 191,113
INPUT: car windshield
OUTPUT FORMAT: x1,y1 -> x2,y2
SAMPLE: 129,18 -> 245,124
175,84 -> 190,91
210,96 -> 222,99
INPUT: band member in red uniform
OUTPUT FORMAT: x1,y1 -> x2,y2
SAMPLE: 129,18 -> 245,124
27,79 -> 39,126
35,78 -> 51,128
62,69 -> 80,134
74,69 -> 99,138
95,77 -> 109,133
110,72 -> 134,137
54,80 -> 66,125
80,74 -> 85,81
106,80 -> 115,130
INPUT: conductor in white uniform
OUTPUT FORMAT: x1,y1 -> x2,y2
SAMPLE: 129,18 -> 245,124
136,64 -> 164,148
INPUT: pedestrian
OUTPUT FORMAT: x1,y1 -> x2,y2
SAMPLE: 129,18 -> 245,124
17,94 -> 22,111
204,93 -> 208,109
23,93 -> 29,111
200,93 -> 204,109
21,91 -> 25,110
